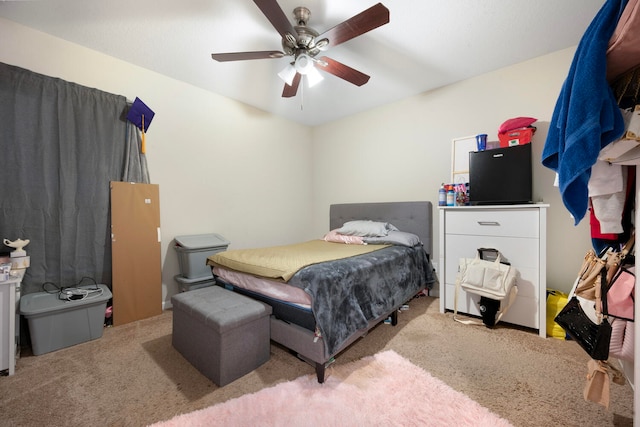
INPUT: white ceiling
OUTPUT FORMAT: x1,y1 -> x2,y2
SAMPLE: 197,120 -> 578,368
0,0 -> 605,126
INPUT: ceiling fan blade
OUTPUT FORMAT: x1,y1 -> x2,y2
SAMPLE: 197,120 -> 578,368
317,56 -> 370,86
211,51 -> 284,62
282,73 -> 301,98
315,3 -> 389,50
253,0 -> 299,44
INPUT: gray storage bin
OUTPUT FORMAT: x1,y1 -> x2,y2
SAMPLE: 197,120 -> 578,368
171,286 -> 271,386
174,233 -> 229,279
20,284 -> 111,355
174,274 -> 215,292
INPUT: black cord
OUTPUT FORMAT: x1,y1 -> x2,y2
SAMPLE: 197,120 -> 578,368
42,281 -> 61,294
41,277 -> 101,301
76,276 -> 98,289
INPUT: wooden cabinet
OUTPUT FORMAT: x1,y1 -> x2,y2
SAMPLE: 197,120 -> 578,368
438,204 -> 548,337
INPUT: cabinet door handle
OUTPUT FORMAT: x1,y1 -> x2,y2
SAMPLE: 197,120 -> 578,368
477,221 -> 500,226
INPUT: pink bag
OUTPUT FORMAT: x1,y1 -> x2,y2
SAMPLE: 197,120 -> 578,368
498,117 -> 537,134
605,268 -> 635,321
609,318 -> 634,362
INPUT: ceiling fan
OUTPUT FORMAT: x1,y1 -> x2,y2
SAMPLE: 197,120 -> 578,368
211,0 -> 390,98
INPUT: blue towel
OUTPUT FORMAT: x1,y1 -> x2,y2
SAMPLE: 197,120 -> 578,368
541,0 -> 627,224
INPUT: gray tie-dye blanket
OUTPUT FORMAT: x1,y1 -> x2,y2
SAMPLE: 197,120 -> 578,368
288,245 -> 436,356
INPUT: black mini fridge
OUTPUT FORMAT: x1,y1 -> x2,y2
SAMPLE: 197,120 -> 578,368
468,143 -> 532,205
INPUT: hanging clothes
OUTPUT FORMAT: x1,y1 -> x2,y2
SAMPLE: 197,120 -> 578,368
542,0 -> 628,224
589,166 -> 635,252
606,0 -> 640,82
589,161 -> 626,234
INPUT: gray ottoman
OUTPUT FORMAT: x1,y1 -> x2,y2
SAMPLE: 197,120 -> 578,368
171,286 -> 272,386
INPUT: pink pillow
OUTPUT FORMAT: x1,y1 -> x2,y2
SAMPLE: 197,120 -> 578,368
323,229 -> 365,245
498,117 -> 537,134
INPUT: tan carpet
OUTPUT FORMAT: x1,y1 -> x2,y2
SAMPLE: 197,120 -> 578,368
0,295 -> 634,426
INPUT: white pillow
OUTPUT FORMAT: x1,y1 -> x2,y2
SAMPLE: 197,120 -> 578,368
336,220 -> 398,237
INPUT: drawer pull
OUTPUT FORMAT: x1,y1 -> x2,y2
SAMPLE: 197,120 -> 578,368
477,221 -> 500,226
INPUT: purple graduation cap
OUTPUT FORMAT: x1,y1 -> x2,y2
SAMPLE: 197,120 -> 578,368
126,97 -> 155,153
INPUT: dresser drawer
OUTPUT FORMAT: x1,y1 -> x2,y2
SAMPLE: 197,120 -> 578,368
445,209 -> 539,238
444,234 -> 540,274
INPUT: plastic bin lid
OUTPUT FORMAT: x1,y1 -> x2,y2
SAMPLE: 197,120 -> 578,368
174,274 -> 215,284
174,233 -> 229,250
20,284 -> 112,316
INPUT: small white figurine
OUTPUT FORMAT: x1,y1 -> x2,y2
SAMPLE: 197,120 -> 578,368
3,238 -> 30,252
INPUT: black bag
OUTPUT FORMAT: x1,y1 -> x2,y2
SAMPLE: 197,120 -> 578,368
554,296 -> 612,360
474,248 -> 511,328
479,297 -> 501,327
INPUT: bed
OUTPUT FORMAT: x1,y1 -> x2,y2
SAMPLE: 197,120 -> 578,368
207,201 -> 436,383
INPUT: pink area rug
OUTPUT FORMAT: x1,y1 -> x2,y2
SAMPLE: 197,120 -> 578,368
151,350 -> 512,427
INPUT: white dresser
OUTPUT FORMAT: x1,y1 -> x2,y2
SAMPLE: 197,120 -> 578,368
438,204 -> 548,337
0,276 -> 20,375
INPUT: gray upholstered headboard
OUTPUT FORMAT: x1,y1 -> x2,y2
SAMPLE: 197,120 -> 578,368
329,201 -> 433,256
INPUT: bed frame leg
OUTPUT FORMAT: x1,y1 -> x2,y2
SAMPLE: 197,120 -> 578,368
315,362 -> 326,383
391,309 -> 398,326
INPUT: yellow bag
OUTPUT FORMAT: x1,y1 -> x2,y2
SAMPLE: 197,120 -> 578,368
546,289 -> 569,339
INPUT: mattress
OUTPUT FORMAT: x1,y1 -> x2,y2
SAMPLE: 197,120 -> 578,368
212,266 -> 312,309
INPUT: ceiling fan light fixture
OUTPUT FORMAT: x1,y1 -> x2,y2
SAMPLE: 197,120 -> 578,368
277,63 -> 297,86
306,66 -> 324,88
294,53 -> 314,75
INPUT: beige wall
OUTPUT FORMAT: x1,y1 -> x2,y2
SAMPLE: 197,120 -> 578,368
1,17 -> 592,302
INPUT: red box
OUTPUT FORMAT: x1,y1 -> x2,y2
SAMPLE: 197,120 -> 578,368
498,127 -> 534,147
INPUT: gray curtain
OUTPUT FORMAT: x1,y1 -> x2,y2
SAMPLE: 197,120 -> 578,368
0,62 -> 149,294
